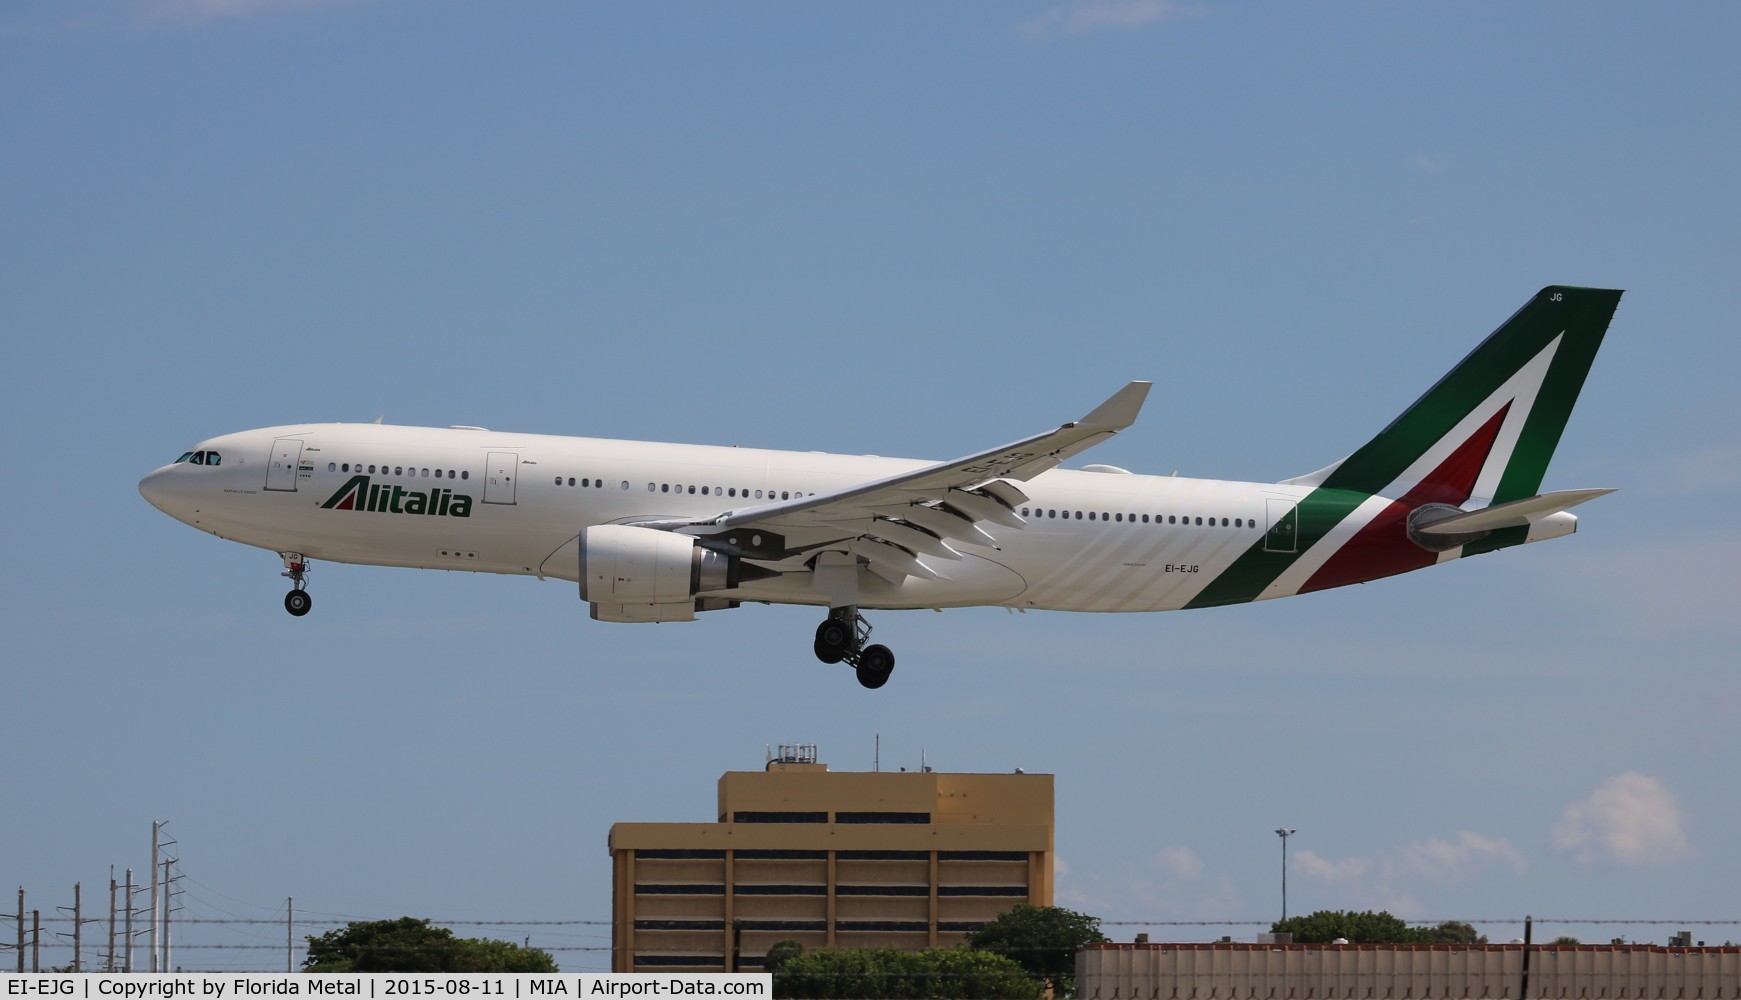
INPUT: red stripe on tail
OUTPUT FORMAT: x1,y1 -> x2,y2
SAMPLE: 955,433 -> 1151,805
1300,402 -> 1511,593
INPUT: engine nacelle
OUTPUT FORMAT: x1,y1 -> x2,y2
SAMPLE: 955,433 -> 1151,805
579,524 -> 737,607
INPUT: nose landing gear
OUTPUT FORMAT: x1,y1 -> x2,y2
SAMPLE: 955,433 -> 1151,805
281,552 -> 312,617
814,607 -> 895,689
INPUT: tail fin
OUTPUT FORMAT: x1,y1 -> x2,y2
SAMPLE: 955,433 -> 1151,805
1186,286 -> 1621,609
1284,285 -> 1623,505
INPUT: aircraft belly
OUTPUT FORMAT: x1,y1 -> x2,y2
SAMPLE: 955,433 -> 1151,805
997,527 -> 1251,613
727,553 -> 1025,610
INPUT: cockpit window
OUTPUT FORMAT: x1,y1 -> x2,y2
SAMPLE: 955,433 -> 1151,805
175,450 -> 222,466
205,451 -> 221,466
176,452 -> 194,464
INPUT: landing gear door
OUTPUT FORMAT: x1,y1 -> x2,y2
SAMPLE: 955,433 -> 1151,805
484,451 -> 518,505
1264,497 -> 1299,553
265,437 -> 303,492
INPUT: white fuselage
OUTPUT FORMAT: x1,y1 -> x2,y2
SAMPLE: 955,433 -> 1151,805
138,422 -> 1310,614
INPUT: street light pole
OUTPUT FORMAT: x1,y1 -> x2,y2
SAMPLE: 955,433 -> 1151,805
1275,828 -> 1296,924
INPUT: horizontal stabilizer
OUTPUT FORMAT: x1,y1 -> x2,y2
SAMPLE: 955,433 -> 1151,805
1412,488 -> 1616,537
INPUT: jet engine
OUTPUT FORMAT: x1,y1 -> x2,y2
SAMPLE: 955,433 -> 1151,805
579,524 -> 741,622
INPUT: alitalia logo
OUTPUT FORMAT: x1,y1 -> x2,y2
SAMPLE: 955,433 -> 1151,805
320,475 -> 473,518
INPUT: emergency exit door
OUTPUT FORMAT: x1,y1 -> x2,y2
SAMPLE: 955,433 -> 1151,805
265,438 -> 303,492
484,452 -> 518,505
1264,498 -> 1299,553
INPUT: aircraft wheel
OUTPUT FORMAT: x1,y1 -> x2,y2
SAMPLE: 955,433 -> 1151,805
814,618 -> 851,664
855,644 -> 895,689
284,590 -> 312,617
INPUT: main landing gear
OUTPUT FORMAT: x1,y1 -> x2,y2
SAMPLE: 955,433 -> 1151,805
281,552 -> 312,617
813,606 -> 895,689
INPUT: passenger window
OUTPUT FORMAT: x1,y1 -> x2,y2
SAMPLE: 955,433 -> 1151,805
581,478 -> 589,487
1074,511 -> 1082,520
688,486 -> 696,494
422,468 -> 429,478
1222,518 -> 1229,527
394,467 -> 403,476
1195,517 -> 1203,526
701,486 -> 709,495
661,484 -> 669,493
647,483 -> 656,492
328,463 -> 337,472
342,464 -> 350,472
461,471 -> 468,480
620,481 -> 628,490
1089,512 -> 1097,521
555,477 -> 562,485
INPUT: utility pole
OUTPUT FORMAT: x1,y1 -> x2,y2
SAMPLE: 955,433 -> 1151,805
149,822 -> 160,972
123,870 -> 134,973
15,888 -> 22,973
287,898 -> 294,973
1275,828 -> 1297,924
72,882 -> 81,972
108,875 -> 117,973
31,910 -> 39,973
162,859 -> 173,973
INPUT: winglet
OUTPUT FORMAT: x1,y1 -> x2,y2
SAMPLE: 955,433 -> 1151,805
1079,381 -> 1152,430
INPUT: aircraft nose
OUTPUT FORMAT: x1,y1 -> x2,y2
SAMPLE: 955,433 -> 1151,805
138,466 -> 179,512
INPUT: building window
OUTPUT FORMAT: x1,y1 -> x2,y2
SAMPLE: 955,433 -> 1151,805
732,811 -> 827,823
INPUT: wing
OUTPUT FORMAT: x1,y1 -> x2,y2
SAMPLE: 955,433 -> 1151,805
634,381 -> 1151,586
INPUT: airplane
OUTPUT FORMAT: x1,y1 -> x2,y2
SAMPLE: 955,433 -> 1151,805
140,285 -> 1622,689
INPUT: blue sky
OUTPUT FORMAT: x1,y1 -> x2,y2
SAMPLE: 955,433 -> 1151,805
3,0 -> 1739,971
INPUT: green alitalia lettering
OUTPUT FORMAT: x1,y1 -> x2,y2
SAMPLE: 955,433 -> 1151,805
320,475 -> 472,518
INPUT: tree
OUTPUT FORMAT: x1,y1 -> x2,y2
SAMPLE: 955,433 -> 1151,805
964,904 -> 1107,997
303,917 -> 558,973
763,939 -> 804,976
1272,911 -> 1486,946
1416,920 -> 1485,945
1273,910 -> 1415,945
774,947 -> 1038,1000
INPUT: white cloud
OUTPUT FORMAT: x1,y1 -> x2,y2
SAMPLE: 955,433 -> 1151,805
150,0 -> 362,22
1410,152 -> 1447,173
1296,849 -> 1373,882
1402,830 -> 1525,881
1021,0 -> 1184,38
1552,771 -> 1689,865
1054,854 -> 1073,878
1153,846 -> 1205,879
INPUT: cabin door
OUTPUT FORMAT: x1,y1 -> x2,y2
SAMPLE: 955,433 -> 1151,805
265,438 -> 303,492
484,451 -> 519,505
1264,498 -> 1299,553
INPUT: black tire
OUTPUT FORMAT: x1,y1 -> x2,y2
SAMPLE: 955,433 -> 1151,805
284,590 -> 312,617
855,643 -> 895,689
814,619 -> 850,664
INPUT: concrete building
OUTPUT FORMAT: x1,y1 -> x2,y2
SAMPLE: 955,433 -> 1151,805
607,746 -> 1053,972
1078,942 -> 1741,999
